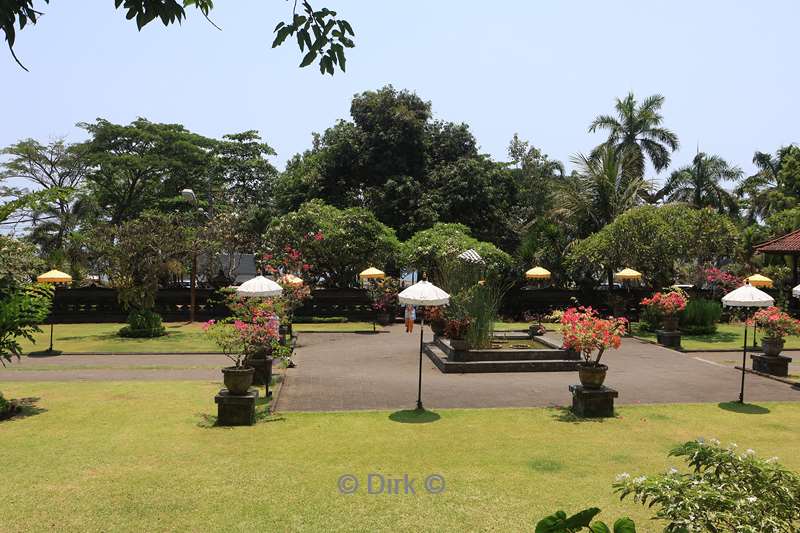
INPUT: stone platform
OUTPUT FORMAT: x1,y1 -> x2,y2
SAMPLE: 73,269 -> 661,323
215,388 -> 259,426
569,384 -> 618,418
656,330 -> 682,349
751,354 -> 792,377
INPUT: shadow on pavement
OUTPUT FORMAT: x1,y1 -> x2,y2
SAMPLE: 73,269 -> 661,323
26,350 -> 63,357
717,402 -> 770,415
389,409 -> 441,424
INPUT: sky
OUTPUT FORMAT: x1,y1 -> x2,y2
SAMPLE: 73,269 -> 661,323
2,1 -> 799,184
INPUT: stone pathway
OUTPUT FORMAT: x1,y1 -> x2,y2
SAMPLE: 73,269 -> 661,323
274,326 -> 800,411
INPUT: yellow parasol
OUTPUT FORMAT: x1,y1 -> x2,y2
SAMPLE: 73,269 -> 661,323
613,268 -> 642,281
279,273 -> 304,287
37,269 -> 73,284
359,267 -> 385,280
525,266 -> 551,280
37,269 -> 71,354
745,274 -> 773,288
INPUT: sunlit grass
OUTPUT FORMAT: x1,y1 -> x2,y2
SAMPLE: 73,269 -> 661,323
633,322 -> 800,350
2,381 -> 798,532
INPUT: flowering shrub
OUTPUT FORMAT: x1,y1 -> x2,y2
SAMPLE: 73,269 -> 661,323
749,307 -> 800,340
560,307 -> 626,365
444,318 -> 471,340
367,277 -> 402,313
640,291 -> 688,318
704,267 -> 739,296
614,439 -> 800,532
203,320 -> 246,367
204,305 -> 280,367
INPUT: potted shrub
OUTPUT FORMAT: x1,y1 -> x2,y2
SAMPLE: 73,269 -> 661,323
369,277 -> 402,325
640,290 -> 687,332
444,317 -> 471,355
203,320 -> 253,395
750,307 -> 800,357
561,306 -> 626,389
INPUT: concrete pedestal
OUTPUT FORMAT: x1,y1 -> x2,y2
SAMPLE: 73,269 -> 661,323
750,354 -> 792,377
249,357 -> 273,390
656,330 -> 682,349
569,384 -> 618,418
215,388 -> 259,426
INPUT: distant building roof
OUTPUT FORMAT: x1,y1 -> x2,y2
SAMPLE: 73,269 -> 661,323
754,229 -> 800,253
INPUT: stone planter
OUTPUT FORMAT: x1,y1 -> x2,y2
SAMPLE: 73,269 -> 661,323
222,366 -> 255,395
449,338 -> 468,352
656,330 -> 682,349
577,363 -> 607,389
661,315 -> 679,332
761,337 -> 785,357
430,321 -> 446,337
248,356 -> 274,387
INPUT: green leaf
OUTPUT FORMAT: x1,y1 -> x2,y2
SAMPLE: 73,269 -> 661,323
299,50 -> 317,68
565,508 -> 602,529
612,518 -> 636,533
535,511 -> 568,533
589,522 -> 610,533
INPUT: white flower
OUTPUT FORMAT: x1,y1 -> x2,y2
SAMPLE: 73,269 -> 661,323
709,438 -> 720,446
766,456 -> 779,463
615,472 -> 631,482
728,442 -> 738,450
745,448 -> 756,455
747,496 -> 757,503
668,467 -> 679,475
634,476 -> 647,484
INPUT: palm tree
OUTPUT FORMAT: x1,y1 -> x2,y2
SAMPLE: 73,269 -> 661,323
589,93 -> 679,177
557,143 -> 649,237
735,146 -> 799,222
661,152 -> 742,214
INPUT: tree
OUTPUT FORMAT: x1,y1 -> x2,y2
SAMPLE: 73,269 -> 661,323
588,92 -> 679,177
661,152 -> 742,215
1,139 -> 87,249
0,236 -> 45,284
566,204 -> 737,289
400,223 -> 513,279
212,130 -> 279,214
737,145 -> 800,222
2,1 -> 354,74
263,200 -> 400,287
557,144 -> 648,237
90,211 -> 189,312
79,118 -> 217,224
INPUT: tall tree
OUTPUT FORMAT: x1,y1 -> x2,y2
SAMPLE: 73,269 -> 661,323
661,152 -> 742,215
557,143 -> 648,237
736,145 -> 800,222
588,93 -> 679,177
79,118 -> 217,224
1,138 -> 87,261
212,130 -> 279,212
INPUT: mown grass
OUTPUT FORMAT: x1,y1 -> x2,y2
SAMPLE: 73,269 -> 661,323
633,322 -> 800,350
19,322 -> 384,354
2,381 -> 799,532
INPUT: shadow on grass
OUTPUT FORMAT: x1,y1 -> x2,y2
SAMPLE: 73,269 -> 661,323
388,409 -> 441,424
547,406 -> 620,423
27,350 -> 63,357
0,397 -> 47,422
718,402 -> 771,415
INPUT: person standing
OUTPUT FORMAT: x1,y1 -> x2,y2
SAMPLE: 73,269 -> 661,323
404,303 -> 416,333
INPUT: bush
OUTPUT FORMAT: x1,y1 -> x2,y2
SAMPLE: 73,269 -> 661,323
679,298 -> 722,335
118,309 -> 166,338
638,305 -> 660,332
615,439 -> 800,532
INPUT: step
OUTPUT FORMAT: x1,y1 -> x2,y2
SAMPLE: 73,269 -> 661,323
433,336 -> 575,362
424,343 -> 581,374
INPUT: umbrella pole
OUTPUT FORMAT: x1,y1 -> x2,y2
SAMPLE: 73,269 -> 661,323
48,322 -> 54,352
739,320 -> 748,404
417,315 -> 424,411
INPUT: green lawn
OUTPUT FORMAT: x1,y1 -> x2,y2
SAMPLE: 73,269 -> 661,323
2,381 -> 799,532
633,322 -> 800,350
19,322 -> 385,354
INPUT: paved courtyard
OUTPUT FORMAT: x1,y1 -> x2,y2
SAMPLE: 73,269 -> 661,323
274,326 -> 800,411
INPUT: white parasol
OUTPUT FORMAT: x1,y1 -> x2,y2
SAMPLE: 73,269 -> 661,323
236,275 -> 283,298
397,280 -> 450,410
721,282 -> 773,404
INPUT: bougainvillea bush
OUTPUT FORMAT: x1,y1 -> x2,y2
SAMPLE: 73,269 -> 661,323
560,306 -> 626,365
640,290 -> 688,318
749,307 -> 800,340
